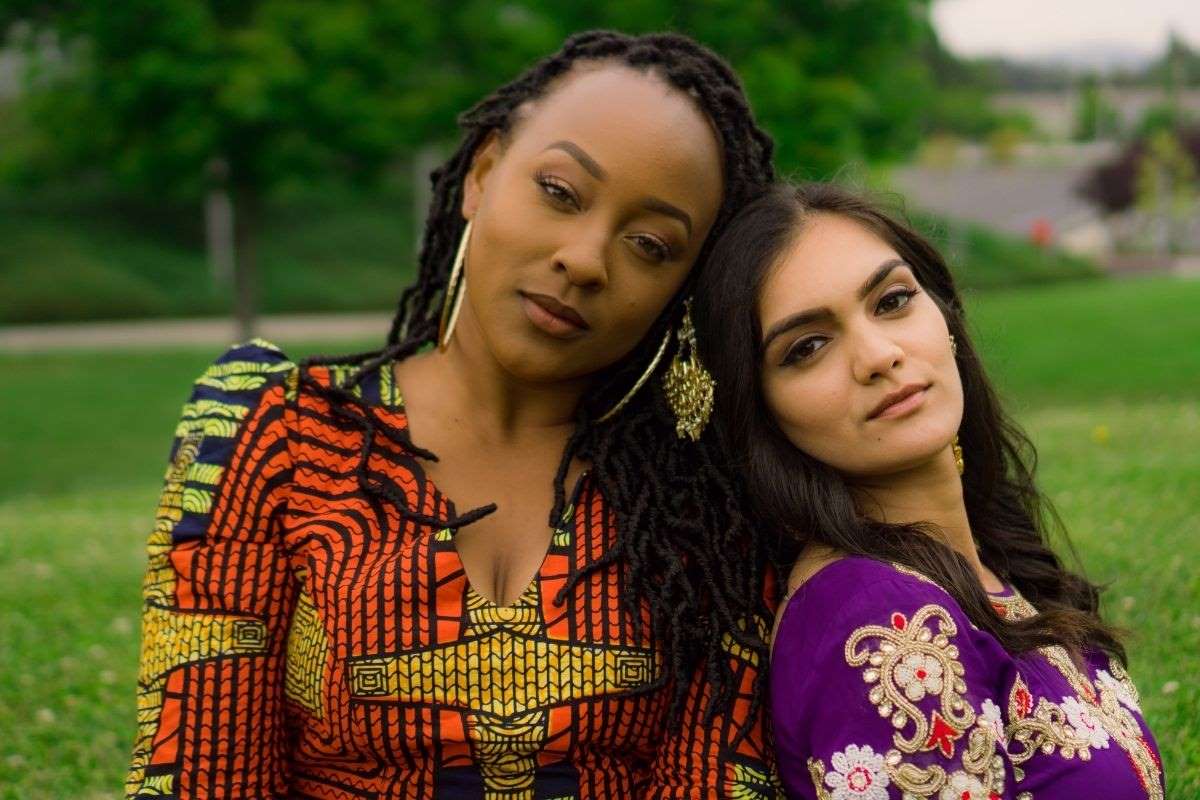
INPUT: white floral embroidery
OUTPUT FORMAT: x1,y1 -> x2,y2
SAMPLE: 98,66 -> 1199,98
825,744 -> 890,800
978,698 -> 1005,742
893,651 -> 945,701
1061,696 -> 1111,749
1096,668 -> 1141,712
938,771 -> 995,800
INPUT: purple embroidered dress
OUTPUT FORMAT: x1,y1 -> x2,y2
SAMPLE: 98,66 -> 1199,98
770,557 -> 1164,800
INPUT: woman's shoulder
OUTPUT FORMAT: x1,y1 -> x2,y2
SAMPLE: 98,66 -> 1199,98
780,555 -> 957,623
190,338 -> 298,397
772,556 -> 977,661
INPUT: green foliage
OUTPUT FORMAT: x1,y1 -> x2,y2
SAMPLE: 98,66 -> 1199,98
5,1 -> 940,194
4,1 -> 447,196
1073,76 -> 1121,142
0,183 -> 414,324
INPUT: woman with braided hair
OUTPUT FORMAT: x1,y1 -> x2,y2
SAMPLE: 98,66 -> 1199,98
127,30 -> 782,799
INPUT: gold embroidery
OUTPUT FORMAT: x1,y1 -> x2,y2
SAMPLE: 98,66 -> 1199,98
845,604 -> 973,756
827,604 -> 1008,798
1000,590 -> 1163,800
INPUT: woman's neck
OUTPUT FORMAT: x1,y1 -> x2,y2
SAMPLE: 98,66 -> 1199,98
849,447 -> 1004,593
400,303 -> 590,443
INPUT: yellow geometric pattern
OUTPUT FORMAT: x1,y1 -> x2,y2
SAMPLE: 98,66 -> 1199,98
286,574 -> 329,718
348,579 -> 659,799
128,606 -> 269,799
347,626 -> 655,716
128,350 -> 292,799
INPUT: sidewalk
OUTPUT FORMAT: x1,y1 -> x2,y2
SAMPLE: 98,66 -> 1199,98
0,312 -> 393,353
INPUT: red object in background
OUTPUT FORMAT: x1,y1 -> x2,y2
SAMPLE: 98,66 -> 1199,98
1030,217 -> 1054,248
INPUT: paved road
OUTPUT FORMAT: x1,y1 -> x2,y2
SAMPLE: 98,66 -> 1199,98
0,312 -> 393,353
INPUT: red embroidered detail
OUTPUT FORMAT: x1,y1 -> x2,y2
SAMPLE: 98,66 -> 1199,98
990,601 -> 1007,617
891,612 -> 907,630
923,711 -> 962,758
1013,685 -> 1032,718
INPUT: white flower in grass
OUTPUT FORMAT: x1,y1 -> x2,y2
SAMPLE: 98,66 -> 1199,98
938,771 -> 998,800
825,744 -> 890,800
894,652 -> 944,701
1096,669 -> 1140,712
978,698 -> 1005,742
1061,696 -> 1110,749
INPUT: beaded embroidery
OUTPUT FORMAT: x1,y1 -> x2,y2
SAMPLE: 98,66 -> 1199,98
994,591 -> 1164,799
805,604 -> 1008,799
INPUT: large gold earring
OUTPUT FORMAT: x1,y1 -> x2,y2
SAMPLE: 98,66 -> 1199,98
952,434 -> 965,475
595,326 -> 672,424
437,220 -> 472,351
662,298 -> 715,441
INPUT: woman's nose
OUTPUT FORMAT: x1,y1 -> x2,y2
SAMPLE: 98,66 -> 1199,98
553,227 -> 609,290
851,329 -> 905,384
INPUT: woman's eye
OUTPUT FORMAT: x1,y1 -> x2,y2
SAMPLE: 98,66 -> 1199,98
535,174 -> 578,209
877,288 -> 918,314
629,234 -> 671,263
781,336 -> 828,366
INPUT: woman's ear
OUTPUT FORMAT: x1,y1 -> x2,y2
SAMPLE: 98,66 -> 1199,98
461,131 -> 503,221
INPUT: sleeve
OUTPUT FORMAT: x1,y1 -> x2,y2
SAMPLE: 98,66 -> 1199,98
126,339 -> 298,800
771,569 -> 1016,800
642,614 -> 786,799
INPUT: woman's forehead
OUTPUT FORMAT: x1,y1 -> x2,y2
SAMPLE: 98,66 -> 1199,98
761,215 -> 901,311
510,66 -> 723,193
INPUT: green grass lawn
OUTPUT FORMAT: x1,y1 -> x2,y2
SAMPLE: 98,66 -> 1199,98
1,276 -> 1198,797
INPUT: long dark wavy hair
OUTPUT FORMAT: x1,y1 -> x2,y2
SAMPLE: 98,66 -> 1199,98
299,30 -> 779,727
693,182 -> 1125,664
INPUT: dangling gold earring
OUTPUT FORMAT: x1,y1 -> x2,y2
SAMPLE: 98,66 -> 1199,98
950,333 -> 958,356
438,220 -> 472,351
662,298 -> 716,441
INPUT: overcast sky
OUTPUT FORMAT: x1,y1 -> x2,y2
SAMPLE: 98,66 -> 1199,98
933,0 -> 1200,63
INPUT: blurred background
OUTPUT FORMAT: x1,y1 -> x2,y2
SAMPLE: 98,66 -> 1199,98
0,1 -> 1197,797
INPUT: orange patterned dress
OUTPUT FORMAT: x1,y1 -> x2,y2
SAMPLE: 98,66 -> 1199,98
127,340 -> 778,799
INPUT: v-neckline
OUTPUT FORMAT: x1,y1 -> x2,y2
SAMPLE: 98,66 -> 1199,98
432,466 -> 590,610
383,357 -> 592,610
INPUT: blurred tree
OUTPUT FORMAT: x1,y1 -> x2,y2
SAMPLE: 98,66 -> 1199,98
4,1 -> 938,330
1136,130 -> 1198,254
1073,75 -> 1121,142
1079,125 -> 1200,213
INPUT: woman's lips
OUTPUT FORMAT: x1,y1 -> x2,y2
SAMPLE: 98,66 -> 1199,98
520,292 -> 589,339
869,385 -> 929,420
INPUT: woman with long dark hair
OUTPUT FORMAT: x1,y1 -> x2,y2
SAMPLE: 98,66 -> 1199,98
693,183 -> 1163,799
126,31 -> 783,798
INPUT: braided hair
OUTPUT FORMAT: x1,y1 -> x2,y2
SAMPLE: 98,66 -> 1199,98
300,30 -> 777,730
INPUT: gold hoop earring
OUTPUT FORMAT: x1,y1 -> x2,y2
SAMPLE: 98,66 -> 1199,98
662,299 -> 715,441
438,220 -> 472,351
952,434 -> 965,475
595,325 -> 672,423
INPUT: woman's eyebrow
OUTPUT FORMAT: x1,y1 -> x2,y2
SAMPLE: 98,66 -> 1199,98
761,308 -> 833,351
641,197 -> 692,237
543,140 -> 607,180
857,258 -> 908,299
542,140 -> 693,237
760,259 -> 910,351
